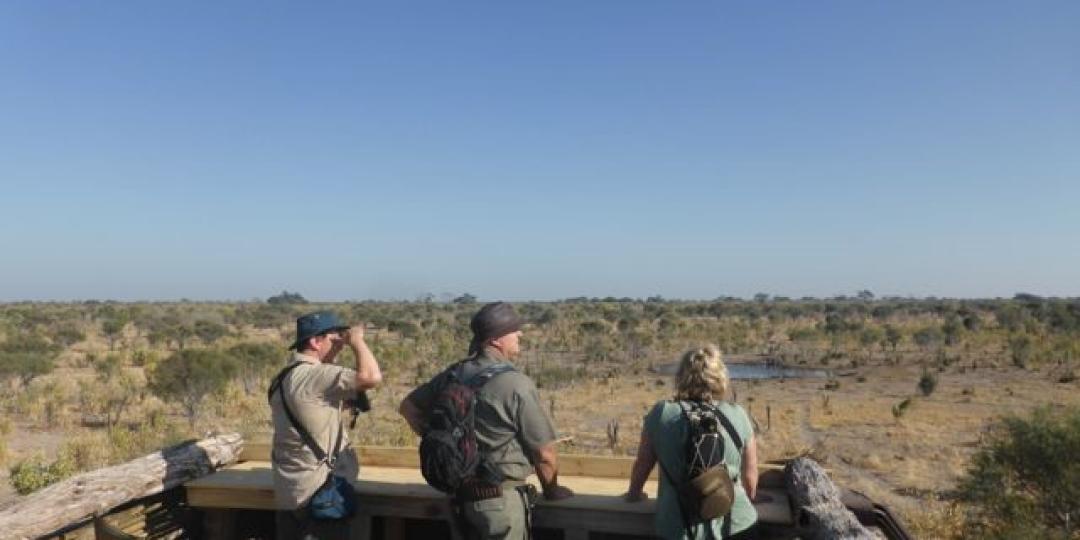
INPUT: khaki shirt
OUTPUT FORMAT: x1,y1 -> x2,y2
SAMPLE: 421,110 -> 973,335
406,348 -> 556,481
270,352 -> 360,510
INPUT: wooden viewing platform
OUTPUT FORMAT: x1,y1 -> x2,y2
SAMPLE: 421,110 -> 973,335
184,442 -> 794,540
3,435 -> 907,539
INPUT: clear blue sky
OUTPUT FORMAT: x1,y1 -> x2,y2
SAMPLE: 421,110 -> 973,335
2,2 -> 1077,301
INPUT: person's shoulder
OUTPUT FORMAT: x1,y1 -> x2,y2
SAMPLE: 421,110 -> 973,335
301,362 -> 351,377
646,399 -> 678,421
417,361 -> 464,389
716,401 -> 753,428
714,400 -> 746,414
485,365 -> 532,393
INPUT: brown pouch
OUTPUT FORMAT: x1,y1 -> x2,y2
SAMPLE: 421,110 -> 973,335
685,465 -> 735,520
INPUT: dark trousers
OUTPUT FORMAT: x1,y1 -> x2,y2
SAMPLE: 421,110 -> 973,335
275,509 -> 350,540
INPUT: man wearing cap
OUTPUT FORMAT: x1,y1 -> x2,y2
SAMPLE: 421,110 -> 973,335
399,302 -> 573,540
271,310 -> 382,539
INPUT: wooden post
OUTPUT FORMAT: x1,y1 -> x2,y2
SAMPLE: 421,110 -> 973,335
0,433 -> 244,540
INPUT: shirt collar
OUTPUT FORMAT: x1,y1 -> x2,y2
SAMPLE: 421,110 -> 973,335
291,351 -> 320,365
480,345 -> 509,362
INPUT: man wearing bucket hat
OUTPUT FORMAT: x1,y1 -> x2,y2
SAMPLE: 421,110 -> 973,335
270,310 -> 383,539
400,302 -> 573,539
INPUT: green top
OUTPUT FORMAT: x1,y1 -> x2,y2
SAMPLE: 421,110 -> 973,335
644,400 -> 757,539
406,348 -> 556,481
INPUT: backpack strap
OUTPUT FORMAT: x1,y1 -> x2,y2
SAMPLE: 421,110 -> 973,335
703,402 -> 743,539
268,362 -> 344,467
462,363 -> 515,388
704,402 -> 743,452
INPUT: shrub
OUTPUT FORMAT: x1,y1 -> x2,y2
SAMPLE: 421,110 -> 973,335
0,418 -> 10,467
957,405 -> 1080,538
1009,334 -> 1035,369
130,349 -> 159,368
892,398 -> 912,421
9,450 -> 76,495
0,352 -> 55,387
94,353 -> 124,382
918,370 -> 938,397
227,341 -> 280,395
148,348 -> 236,428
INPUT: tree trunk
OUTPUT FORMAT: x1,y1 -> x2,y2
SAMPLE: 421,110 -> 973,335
0,432 -> 243,540
785,457 -> 876,540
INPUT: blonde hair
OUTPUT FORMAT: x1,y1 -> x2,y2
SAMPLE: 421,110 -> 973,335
674,344 -> 729,402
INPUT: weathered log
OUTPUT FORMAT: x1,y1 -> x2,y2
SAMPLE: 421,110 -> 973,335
0,432 -> 243,540
785,457 -> 876,540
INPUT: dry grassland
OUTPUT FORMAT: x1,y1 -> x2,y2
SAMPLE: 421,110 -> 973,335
2,300 -> 1078,539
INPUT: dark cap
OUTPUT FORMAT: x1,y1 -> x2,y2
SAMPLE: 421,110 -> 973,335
468,302 -> 523,355
289,310 -> 349,350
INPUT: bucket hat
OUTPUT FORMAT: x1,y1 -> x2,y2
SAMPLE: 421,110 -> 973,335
289,310 -> 349,350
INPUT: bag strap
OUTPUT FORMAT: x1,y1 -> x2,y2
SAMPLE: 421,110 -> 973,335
268,362 -> 344,467
462,363 -> 515,388
703,402 -> 743,451
679,401 -> 743,450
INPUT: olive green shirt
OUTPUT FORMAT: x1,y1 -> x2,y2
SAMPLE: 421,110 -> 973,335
270,352 -> 361,510
645,400 -> 757,539
406,348 -> 556,481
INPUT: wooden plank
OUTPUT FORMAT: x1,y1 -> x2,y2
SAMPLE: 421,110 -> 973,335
241,442 -> 656,478
239,442 -> 270,462
185,461 -> 792,527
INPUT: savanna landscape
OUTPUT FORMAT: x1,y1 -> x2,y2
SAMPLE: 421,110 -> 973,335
1,292 -> 1078,538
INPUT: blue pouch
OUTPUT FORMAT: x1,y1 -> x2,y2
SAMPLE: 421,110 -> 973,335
308,473 -> 357,520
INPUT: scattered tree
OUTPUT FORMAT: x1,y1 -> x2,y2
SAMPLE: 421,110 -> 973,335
918,370 -> 938,397
148,349 -> 236,429
227,342 -> 280,395
452,293 -> 477,305
0,352 -> 55,388
267,291 -> 308,305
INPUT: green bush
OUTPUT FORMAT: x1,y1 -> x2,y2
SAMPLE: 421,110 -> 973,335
227,342 -> 280,395
94,353 -> 124,382
148,348 -> 236,428
0,352 -> 55,387
958,405 -> 1080,538
918,370 -> 938,397
9,451 -> 76,495
0,418 -> 10,467
892,398 -> 912,421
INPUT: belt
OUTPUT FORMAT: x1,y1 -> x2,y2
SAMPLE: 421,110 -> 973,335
456,480 -> 525,502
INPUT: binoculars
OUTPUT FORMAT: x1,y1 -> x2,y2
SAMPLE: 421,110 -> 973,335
347,391 -> 371,429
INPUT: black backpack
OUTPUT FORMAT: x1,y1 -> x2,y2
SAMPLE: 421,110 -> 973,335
419,361 -> 515,493
658,401 -> 744,538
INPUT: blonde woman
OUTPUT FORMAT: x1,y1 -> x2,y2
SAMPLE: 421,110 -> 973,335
625,345 -> 759,539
